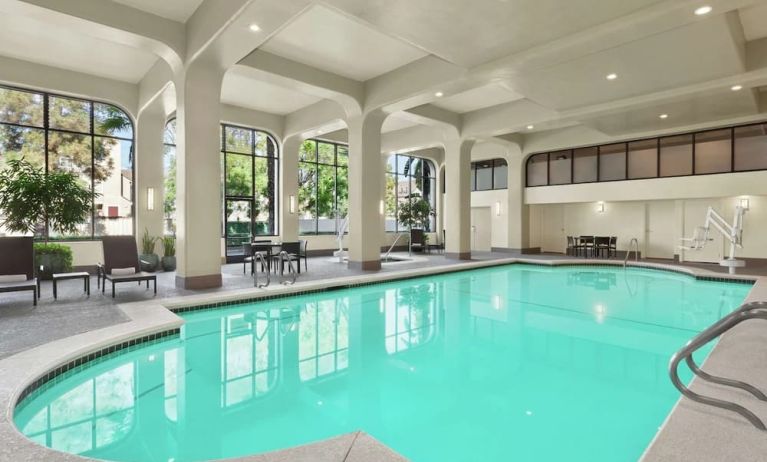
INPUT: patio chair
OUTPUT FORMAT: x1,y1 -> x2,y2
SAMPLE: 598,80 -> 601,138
251,243 -> 272,274
410,229 -> 425,252
298,239 -> 309,272
594,236 -> 611,258
270,241 -> 301,275
99,236 -> 157,298
0,237 -> 40,306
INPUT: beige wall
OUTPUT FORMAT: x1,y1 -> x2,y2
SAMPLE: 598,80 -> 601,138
470,189 -> 508,249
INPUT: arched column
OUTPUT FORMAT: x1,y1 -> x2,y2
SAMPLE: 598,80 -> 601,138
135,99 -> 166,242
444,138 -> 475,259
507,153 -> 532,253
280,135 -> 303,242
174,61 -> 225,289
347,109 -> 387,270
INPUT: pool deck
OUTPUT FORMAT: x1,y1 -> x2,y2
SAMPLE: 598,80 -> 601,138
1,253 -> 766,461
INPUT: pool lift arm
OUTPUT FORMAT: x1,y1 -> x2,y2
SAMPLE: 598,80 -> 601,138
333,216 -> 349,263
678,205 -> 746,274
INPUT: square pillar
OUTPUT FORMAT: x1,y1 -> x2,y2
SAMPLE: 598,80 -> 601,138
174,65 -> 224,289
135,104 -> 166,242
347,111 -> 386,270
444,139 -> 474,259
507,153 -> 532,252
280,136 -> 302,242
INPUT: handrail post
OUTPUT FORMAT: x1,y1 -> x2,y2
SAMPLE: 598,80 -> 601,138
279,251 -> 297,285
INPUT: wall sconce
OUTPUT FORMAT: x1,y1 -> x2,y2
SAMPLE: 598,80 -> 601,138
596,201 -> 605,213
289,195 -> 296,214
379,199 -> 385,215
146,187 -> 155,211
495,201 -> 501,216
740,198 -> 750,210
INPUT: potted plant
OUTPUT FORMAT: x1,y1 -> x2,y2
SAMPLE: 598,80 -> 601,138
161,236 -> 176,272
0,158 -> 95,279
397,193 -> 434,231
139,228 -> 159,272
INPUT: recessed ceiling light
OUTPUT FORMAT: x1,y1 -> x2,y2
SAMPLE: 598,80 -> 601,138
694,5 -> 712,16
435,91 -> 444,97
248,23 -> 261,32
731,85 -> 743,91
659,114 -> 669,119
527,125 -> 534,130
606,73 -> 618,81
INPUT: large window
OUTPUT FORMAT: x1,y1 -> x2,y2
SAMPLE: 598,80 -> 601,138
0,85 -> 134,239
298,139 -> 348,235
470,158 -> 508,191
162,119 -> 176,236
385,154 -> 436,232
526,121 -> 767,187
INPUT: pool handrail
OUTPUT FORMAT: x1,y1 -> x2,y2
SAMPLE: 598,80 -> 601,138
253,252 -> 270,288
279,251 -> 298,285
669,301 -> 767,430
624,238 -> 639,266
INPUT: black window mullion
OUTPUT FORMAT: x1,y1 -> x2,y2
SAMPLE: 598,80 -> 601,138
90,102 -> 95,239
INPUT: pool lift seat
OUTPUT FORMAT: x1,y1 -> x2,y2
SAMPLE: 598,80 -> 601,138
678,205 -> 746,274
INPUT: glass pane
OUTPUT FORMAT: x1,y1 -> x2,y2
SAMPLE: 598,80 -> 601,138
573,147 -> 598,183
318,142 -> 335,165
0,87 -> 43,127
659,134 -> 692,177
470,163 -> 476,191
397,155 -> 410,175
254,132 -> 270,157
493,159 -> 508,189
225,199 -> 252,256
526,153 -> 548,186
163,141 -> 176,236
695,129 -> 731,174
0,125 -> 45,169
734,124 -> 767,171
599,143 -> 626,181
627,139 -> 657,179
337,145 -> 348,167
475,160 -> 493,190
298,164 -> 317,234
385,173 -> 397,232
549,150 -> 572,185
93,103 -> 132,139
225,126 -> 252,154
49,96 -> 91,133
94,137 -> 133,236
163,119 -> 176,145
225,153 -> 253,196
316,164 -> 336,233
300,140 -> 316,162
254,157 -> 275,235
47,132 -> 93,238
336,166 -> 348,223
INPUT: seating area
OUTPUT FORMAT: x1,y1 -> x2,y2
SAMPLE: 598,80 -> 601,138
566,236 -> 618,259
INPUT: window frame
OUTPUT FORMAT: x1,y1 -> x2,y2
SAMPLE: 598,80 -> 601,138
470,158 -> 508,191
297,138 -> 348,236
386,153 -> 437,233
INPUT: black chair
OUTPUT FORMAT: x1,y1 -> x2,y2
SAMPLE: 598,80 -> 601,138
410,229 -> 425,252
99,236 -> 157,298
594,236 -> 611,258
251,243 -> 272,274
579,236 -> 595,258
298,239 -> 308,272
566,236 -> 575,256
271,241 -> 301,275
242,243 -> 255,274
0,237 -> 40,306
608,236 -> 617,258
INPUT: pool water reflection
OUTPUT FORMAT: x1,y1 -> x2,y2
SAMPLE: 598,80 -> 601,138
14,265 -> 750,462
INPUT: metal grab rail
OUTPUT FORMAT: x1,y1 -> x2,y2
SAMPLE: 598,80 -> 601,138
669,301 -> 767,430
253,253 -> 270,288
385,233 -> 405,260
623,238 -> 639,267
279,251 -> 298,285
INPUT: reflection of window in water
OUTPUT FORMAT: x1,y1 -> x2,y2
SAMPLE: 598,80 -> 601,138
164,348 -> 178,421
221,312 -> 280,407
299,299 -> 349,381
21,363 -> 135,454
567,271 -> 617,290
385,284 -> 436,354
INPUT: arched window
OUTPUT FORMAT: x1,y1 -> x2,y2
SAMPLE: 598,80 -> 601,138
162,119 -> 176,236
0,85 -> 135,239
385,154 -> 436,232
298,139 -> 348,234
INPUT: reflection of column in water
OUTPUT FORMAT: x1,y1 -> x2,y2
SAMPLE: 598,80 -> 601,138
348,291 -> 386,432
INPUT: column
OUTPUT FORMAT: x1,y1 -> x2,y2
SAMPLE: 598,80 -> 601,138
347,110 -> 386,270
174,63 -> 225,289
135,101 -> 166,242
507,153 -> 532,253
280,136 -> 302,242
444,138 -> 474,259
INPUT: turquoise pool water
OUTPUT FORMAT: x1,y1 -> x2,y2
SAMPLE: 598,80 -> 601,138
14,265 -> 751,462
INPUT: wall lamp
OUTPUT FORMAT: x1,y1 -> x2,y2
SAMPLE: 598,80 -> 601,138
596,201 -> 605,213
146,187 -> 155,211
740,198 -> 750,210
495,201 -> 501,216
289,195 -> 296,214
379,199 -> 385,216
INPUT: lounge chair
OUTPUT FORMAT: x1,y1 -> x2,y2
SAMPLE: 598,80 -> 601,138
0,237 -> 40,306
98,236 -> 157,298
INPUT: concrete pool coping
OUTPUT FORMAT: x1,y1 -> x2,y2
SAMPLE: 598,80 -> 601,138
1,257 -> 764,462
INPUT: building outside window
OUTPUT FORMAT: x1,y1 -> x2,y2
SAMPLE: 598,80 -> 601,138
385,154 -> 437,233
298,139 -> 348,235
162,119 -> 176,236
0,85 -> 134,239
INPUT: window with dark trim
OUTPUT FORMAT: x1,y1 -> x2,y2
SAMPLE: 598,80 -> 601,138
385,154 -> 437,232
0,85 -> 135,240
298,139 -> 348,235
525,121 -> 767,187
470,158 -> 508,191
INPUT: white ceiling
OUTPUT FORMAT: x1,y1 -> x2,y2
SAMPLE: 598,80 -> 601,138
222,67 -> 322,115
433,83 -> 524,113
0,12 -> 157,83
739,3 -> 767,41
110,0 -> 204,22
382,113 -> 421,133
260,4 -> 427,81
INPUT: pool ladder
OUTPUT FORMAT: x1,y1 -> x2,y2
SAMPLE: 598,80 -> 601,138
253,253 -> 270,288
669,301 -> 767,430
623,238 -> 639,267
279,251 -> 298,285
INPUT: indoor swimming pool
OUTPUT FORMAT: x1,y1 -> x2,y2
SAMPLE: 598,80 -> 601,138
13,264 -> 752,462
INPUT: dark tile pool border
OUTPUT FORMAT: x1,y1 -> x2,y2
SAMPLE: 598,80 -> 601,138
16,328 -> 180,406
